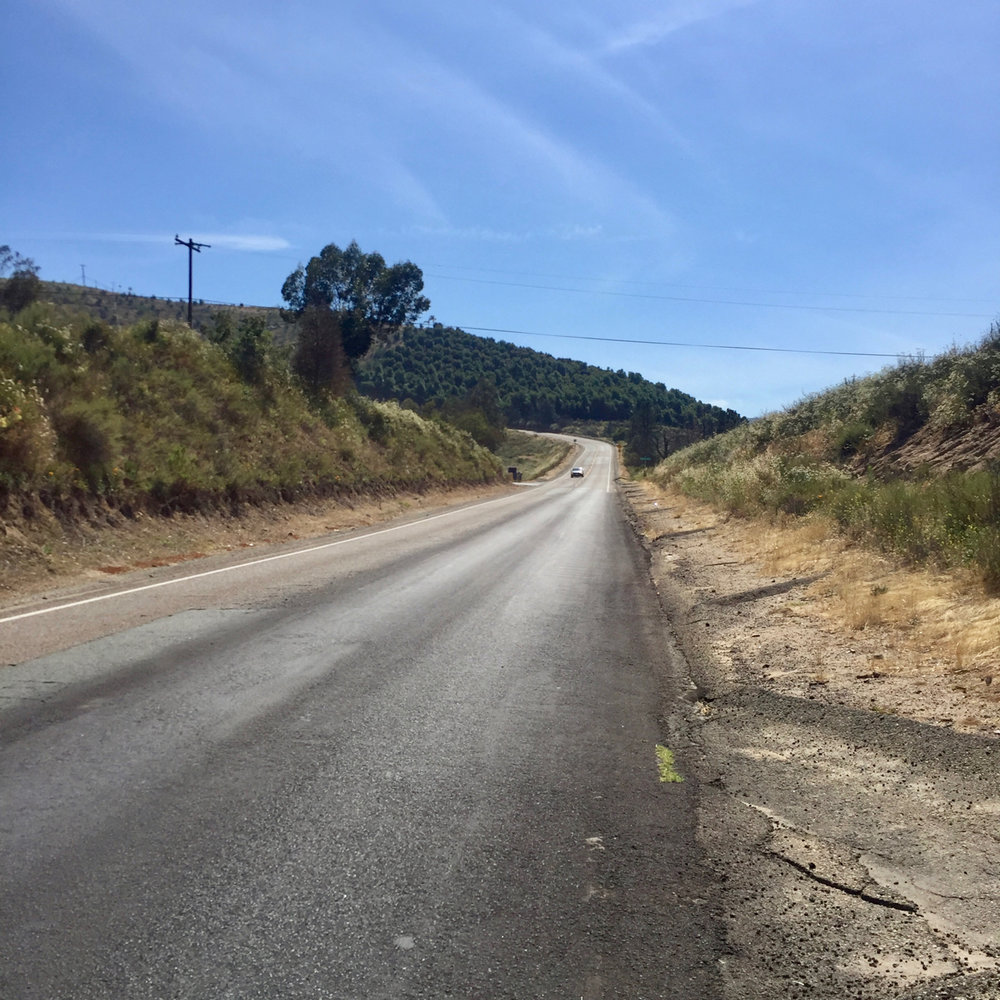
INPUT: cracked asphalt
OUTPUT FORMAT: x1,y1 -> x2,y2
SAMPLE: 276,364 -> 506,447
622,483 -> 1000,1000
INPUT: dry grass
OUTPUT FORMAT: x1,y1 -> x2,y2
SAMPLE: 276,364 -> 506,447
652,482 -> 1000,688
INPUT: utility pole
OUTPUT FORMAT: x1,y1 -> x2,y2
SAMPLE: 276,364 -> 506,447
174,235 -> 211,327
80,264 -> 86,287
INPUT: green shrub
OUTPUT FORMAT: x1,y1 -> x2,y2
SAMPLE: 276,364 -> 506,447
965,524 -> 1000,593
53,398 -> 123,490
81,320 -> 111,355
0,271 -> 43,314
0,377 -> 56,488
831,420 -> 873,459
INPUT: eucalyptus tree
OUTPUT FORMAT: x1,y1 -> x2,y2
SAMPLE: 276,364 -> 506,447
0,245 -> 41,314
281,241 -> 430,363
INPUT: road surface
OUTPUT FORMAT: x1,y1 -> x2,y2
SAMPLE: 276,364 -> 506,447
0,438 -> 722,999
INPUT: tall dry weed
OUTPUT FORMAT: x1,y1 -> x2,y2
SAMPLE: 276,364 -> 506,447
648,482 -> 1000,683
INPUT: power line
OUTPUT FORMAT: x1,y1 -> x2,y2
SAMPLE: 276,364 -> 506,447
457,325 -> 914,359
431,273 -> 994,319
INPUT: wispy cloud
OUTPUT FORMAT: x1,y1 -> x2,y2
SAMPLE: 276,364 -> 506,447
550,223 -> 604,241
604,0 -> 757,54
391,49 -> 675,233
187,234 -> 292,253
411,222 -> 604,244
412,224 -> 529,243
491,7 -> 700,164
53,232 -> 292,252
48,0 -> 679,231
46,0 -> 449,221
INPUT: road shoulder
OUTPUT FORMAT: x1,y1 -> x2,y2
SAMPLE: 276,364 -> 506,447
618,479 -> 1000,1000
0,482 -> 515,611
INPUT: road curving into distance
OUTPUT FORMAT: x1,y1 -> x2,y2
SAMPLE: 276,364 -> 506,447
0,437 -> 723,999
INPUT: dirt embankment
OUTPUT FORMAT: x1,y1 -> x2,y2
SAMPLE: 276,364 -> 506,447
858,411 -> 1000,477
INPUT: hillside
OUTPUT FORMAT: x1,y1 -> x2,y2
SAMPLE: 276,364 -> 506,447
357,322 -> 744,438
0,302 -> 501,527
32,282 -> 744,446
653,322 -> 1000,588
33,280 -> 290,342
634,325 -> 1000,743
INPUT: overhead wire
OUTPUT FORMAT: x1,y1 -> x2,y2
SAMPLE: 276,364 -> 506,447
455,326 -> 912,359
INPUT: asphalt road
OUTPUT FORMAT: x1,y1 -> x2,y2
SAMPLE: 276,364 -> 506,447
0,439 -> 722,999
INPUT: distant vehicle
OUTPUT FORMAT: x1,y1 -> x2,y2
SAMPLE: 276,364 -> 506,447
570,467 -> 585,478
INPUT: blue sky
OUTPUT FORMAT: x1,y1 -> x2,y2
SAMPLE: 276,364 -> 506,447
4,0 -> 997,417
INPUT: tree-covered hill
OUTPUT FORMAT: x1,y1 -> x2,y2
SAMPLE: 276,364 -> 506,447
357,323 -> 744,436
20,276 -> 743,441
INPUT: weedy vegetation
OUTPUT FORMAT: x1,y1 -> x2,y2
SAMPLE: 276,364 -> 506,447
0,302 -> 501,520
653,323 -> 1000,593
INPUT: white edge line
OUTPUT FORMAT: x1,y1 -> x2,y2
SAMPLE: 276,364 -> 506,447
0,491 -> 525,626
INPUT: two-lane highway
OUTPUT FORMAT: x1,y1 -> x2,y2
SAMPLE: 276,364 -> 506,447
0,438 -> 722,998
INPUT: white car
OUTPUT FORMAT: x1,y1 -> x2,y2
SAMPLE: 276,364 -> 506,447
570,467 -> 585,478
